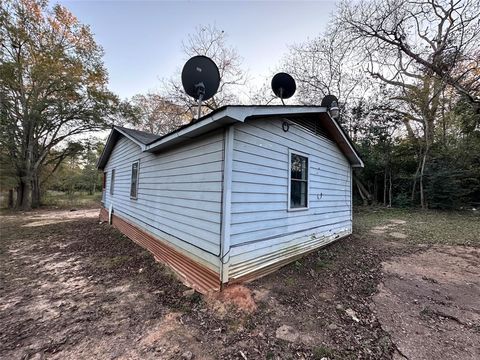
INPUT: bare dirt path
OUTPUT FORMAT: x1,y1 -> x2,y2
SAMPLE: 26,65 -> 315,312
373,246 -> 480,360
0,209 -> 211,360
1,207 -> 479,359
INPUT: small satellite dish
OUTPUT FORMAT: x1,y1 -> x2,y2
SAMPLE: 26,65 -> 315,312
321,95 -> 340,120
320,94 -> 338,108
271,73 -> 296,104
182,55 -> 220,118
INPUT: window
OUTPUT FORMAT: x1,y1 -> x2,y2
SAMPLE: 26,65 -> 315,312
103,172 -> 107,190
130,161 -> 139,199
289,151 -> 309,209
110,169 -> 115,195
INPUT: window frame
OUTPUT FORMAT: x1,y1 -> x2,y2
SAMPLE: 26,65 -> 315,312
288,149 -> 310,211
110,169 -> 115,195
130,160 -> 140,200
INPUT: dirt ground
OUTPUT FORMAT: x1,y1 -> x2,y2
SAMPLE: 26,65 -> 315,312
0,207 -> 479,359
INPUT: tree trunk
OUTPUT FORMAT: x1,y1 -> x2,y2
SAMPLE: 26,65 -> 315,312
15,169 -> 36,210
388,170 -> 392,208
8,189 -> 14,208
411,154 -> 422,202
20,177 -> 32,210
383,170 -> 387,206
15,183 -> 23,209
354,176 -> 373,206
419,150 -> 428,209
32,173 -> 41,208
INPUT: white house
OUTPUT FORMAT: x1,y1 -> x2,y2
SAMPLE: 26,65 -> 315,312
97,106 -> 363,293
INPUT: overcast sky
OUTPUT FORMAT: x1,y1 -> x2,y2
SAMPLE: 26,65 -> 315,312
59,0 -> 337,100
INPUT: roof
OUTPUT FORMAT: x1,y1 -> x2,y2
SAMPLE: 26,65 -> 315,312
97,105 -> 364,169
114,126 -> 162,145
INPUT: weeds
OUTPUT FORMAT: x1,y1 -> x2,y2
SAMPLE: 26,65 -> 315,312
312,345 -> 334,359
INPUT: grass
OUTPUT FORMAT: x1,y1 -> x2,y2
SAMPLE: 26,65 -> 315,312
42,191 -> 102,208
312,345 -> 335,359
97,255 -> 131,269
315,258 -> 332,271
353,206 -> 480,246
285,276 -> 296,286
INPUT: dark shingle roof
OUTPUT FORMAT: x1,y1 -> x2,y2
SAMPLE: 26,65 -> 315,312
115,126 -> 162,145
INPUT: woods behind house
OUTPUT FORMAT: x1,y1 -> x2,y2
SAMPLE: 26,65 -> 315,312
1,0 -> 479,210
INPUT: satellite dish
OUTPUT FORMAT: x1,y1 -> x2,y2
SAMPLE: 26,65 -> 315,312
271,72 -> 296,104
320,94 -> 338,108
321,95 -> 340,120
182,55 -> 220,118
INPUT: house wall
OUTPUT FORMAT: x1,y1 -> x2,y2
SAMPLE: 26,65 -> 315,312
102,130 -> 224,273
228,117 -> 352,281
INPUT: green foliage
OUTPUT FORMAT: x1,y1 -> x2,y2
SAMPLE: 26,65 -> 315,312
425,140 -> 480,210
0,0 -> 121,209
392,193 -> 412,208
41,191 -> 101,208
44,140 -> 104,195
425,160 -> 469,210
352,92 -> 480,210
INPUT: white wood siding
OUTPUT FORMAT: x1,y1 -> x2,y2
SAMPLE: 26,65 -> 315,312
228,118 -> 352,279
103,131 -> 224,272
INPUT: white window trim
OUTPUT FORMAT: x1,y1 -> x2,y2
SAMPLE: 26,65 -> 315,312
288,149 -> 310,211
130,160 -> 140,200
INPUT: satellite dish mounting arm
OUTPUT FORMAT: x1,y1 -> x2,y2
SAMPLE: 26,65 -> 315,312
195,82 -> 206,119
279,88 -> 285,105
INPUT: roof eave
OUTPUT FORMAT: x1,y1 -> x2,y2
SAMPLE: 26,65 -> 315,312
97,127 -> 146,170
98,106 -> 363,170
321,112 -> 364,168
96,128 -> 116,170
145,106 -> 327,153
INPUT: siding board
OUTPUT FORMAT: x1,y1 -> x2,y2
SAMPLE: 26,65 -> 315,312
103,131 -> 224,272
229,117 -> 352,278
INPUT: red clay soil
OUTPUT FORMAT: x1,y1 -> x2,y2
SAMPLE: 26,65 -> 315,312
206,285 -> 258,315
1,208 -> 478,359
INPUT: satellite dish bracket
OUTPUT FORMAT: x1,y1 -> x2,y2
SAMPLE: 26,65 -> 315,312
195,82 -> 206,118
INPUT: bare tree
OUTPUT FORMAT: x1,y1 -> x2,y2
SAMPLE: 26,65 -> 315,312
339,0 -> 480,111
283,22 -> 372,138
163,25 -> 248,118
337,0 -> 480,207
285,22 -> 368,107
129,93 -> 189,135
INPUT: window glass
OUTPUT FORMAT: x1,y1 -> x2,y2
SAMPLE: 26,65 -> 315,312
130,162 -> 139,199
110,169 -> 115,195
290,153 -> 308,208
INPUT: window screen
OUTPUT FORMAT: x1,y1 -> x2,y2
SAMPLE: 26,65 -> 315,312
290,153 -> 308,209
130,162 -> 139,199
